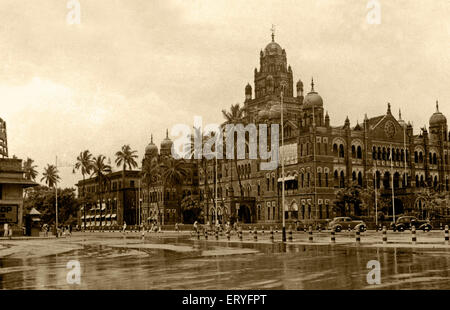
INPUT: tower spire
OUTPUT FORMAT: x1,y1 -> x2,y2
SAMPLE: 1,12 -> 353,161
166,129 -> 169,138
387,102 -> 391,114
436,99 -> 439,112
151,134 -> 153,144
399,109 -> 402,120
311,77 -> 315,92
270,24 -> 275,42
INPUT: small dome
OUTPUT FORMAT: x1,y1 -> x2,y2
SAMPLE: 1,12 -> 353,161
296,79 -> 303,89
145,135 -> 158,156
430,101 -> 447,126
303,78 -> 323,108
245,83 -> 252,94
160,130 -> 173,150
304,92 -> 323,108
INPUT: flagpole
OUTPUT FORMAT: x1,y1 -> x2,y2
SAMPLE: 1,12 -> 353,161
390,144 -> 395,224
281,82 -> 286,242
374,161 -> 378,227
55,155 -> 59,234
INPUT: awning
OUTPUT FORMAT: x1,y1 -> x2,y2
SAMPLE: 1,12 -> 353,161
105,214 -> 111,219
111,214 -> 117,218
95,215 -> 100,219
278,176 -> 295,182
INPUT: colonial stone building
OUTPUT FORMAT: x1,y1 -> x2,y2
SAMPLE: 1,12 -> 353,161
76,170 -> 141,227
142,34 -> 449,225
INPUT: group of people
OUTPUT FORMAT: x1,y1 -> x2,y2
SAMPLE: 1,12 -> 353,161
193,220 -> 237,234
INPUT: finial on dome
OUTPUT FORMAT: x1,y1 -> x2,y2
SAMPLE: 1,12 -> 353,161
436,100 -> 439,112
151,134 -> 153,144
387,102 -> 391,114
270,24 -> 275,42
166,129 -> 169,138
311,77 -> 315,92
399,109 -> 402,120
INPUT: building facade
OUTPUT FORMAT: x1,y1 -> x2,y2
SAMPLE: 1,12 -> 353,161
76,170 -> 141,228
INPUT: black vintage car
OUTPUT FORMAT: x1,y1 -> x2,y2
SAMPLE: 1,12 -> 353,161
391,216 -> 432,231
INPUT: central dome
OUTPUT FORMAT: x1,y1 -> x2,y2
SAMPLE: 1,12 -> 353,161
264,41 -> 283,56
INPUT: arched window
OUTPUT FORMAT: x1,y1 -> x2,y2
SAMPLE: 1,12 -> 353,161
415,175 -> 419,188
339,144 -> 345,158
325,172 -> 329,187
339,171 -> 345,188
351,145 -> 356,158
334,170 -> 339,188
358,172 -> 363,186
357,146 -> 362,159
378,147 -> 382,160
333,144 -> 338,156
383,172 -> 390,189
419,152 -> 423,163
434,176 -> 438,188
352,171 -> 357,182
372,147 -> 377,160
433,153 -> 437,165
382,147 -> 386,160
429,152 -> 433,164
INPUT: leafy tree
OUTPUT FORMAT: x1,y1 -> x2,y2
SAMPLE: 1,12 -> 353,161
24,186 -> 78,226
184,126 -> 212,221
333,183 -> 381,217
221,103 -> 246,198
23,157 -> 38,181
415,187 -> 447,219
180,195 -> 204,224
73,150 -> 93,229
40,164 -> 60,188
115,144 -> 138,221
160,157 -> 188,224
91,155 -> 112,226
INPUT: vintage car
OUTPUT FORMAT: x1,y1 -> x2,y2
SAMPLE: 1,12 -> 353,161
328,217 -> 366,232
390,216 -> 432,231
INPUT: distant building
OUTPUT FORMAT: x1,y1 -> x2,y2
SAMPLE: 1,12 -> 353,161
76,170 -> 141,228
0,119 -> 38,234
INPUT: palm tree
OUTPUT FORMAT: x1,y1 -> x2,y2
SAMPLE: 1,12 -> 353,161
115,145 -> 138,224
73,150 -> 93,229
160,157 -> 188,225
41,164 -> 60,188
221,103 -> 246,198
91,155 -> 112,227
141,156 -> 161,223
184,126 -> 213,222
23,158 -> 38,181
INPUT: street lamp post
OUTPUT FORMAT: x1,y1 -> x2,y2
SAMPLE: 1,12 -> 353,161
280,82 -> 287,242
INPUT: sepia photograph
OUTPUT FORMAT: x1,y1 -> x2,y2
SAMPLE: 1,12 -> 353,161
0,0 -> 449,300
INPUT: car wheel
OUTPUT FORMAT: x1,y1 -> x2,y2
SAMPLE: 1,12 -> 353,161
335,226 -> 341,233
358,225 -> 365,232
398,226 -> 404,232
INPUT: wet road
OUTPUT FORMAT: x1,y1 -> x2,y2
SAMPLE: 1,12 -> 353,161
1,234 -> 450,289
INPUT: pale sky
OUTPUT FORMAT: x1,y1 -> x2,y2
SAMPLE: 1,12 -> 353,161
1,0 -> 449,188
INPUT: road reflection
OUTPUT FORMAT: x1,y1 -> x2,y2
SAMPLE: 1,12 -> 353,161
1,236 -> 450,289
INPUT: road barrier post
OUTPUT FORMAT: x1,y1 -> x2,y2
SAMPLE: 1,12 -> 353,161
382,226 -> 387,245
270,227 -> 274,242
411,226 -> 417,245
445,225 -> 449,246
308,225 -> 313,243
331,230 -> 336,243
288,228 -> 293,242
254,228 -> 258,242
355,230 -> 361,245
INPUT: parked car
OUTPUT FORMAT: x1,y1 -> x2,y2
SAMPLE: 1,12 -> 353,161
390,216 -> 432,231
328,217 -> 366,232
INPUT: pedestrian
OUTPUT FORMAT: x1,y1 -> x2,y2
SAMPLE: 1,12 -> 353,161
8,226 -> 13,239
3,223 -> 8,238
175,222 -> 179,232
122,222 -> 127,233
193,221 -> 198,233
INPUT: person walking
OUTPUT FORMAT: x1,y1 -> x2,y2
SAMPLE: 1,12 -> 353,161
122,222 -> 127,233
3,223 -> 8,238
